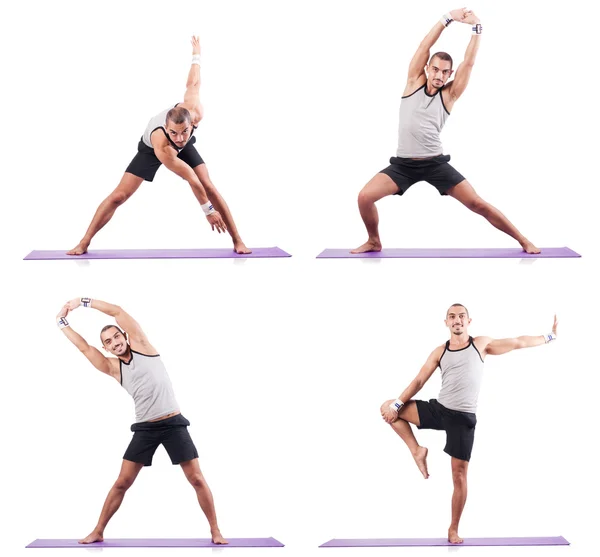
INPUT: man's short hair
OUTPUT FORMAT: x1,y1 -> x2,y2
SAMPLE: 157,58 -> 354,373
447,303 -> 469,317
429,51 -> 453,69
100,325 -> 126,342
166,106 -> 192,126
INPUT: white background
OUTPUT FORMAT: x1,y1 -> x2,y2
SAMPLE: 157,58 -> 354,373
2,1 -> 599,556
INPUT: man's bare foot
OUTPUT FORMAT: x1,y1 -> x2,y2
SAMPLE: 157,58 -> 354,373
233,241 -> 252,255
67,241 -> 90,256
78,530 -> 104,544
350,239 -> 382,254
520,240 -> 541,254
412,446 -> 429,479
211,529 -> 229,545
448,529 -> 463,544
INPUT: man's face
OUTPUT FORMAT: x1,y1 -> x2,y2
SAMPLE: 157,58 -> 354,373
165,120 -> 192,148
445,306 -> 471,336
101,327 -> 129,356
426,58 -> 453,89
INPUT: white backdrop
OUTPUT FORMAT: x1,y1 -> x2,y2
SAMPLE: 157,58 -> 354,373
2,1 -> 599,556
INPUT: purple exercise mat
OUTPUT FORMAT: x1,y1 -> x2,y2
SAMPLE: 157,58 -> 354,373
24,247 -> 291,260
27,537 -> 284,548
319,536 -> 569,547
316,247 -> 580,258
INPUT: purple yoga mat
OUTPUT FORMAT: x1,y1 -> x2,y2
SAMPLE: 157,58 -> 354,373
27,537 -> 284,548
317,247 -> 580,258
24,247 -> 291,260
319,536 -> 569,547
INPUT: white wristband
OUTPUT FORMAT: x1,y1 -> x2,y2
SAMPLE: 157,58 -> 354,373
472,23 -> 483,35
80,297 -> 93,308
191,54 -> 201,66
389,399 -> 404,413
201,201 -> 216,216
440,13 -> 453,27
544,332 -> 557,343
57,316 -> 69,329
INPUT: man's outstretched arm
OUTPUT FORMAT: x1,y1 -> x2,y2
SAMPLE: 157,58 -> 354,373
481,315 -> 559,356
381,344 -> 445,423
406,8 -> 470,84
446,10 -> 483,101
181,35 -> 203,117
56,305 -> 113,375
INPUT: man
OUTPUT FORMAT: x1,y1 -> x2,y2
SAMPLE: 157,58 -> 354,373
68,36 -> 250,255
380,304 -> 558,544
56,297 -> 227,545
352,9 -> 539,254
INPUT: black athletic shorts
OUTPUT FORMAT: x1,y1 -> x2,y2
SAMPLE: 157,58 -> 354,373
125,136 -> 205,182
123,413 -> 199,466
380,154 -> 466,196
415,399 -> 477,462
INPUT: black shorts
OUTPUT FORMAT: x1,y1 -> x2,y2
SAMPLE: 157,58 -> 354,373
415,399 -> 477,462
125,136 -> 205,182
380,154 -> 466,196
123,414 -> 199,466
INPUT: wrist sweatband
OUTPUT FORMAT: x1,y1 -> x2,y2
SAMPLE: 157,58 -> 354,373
389,399 -> 404,413
472,23 -> 483,35
544,332 -> 557,343
191,54 -> 201,66
201,201 -> 216,216
57,316 -> 69,329
80,297 -> 93,308
440,13 -> 453,27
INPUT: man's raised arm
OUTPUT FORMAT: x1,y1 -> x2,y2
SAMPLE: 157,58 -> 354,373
406,8 -> 470,84
56,305 -> 113,375
182,35 -> 203,116
64,298 -> 156,352
446,10 -> 483,102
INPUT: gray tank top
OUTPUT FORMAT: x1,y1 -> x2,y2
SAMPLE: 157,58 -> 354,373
141,105 -> 196,150
437,337 -> 484,413
120,350 -> 180,423
396,83 -> 450,158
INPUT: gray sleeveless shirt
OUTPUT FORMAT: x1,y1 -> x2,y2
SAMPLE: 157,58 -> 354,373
120,350 -> 180,423
396,83 -> 450,158
437,337 -> 484,413
141,106 -> 196,150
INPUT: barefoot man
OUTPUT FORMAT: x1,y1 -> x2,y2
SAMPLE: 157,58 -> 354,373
68,36 -> 250,255
380,304 -> 558,543
56,297 -> 228,545
353,9 -> 539,254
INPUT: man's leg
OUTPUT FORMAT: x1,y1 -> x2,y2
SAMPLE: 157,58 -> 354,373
447,180 -> 540,254
79,460 -> 144,544
192,164 -> 251,254
180,458 -> 228,545
68,173 -> 144,255
351,174 -> 399,253
448,457 -> 469,544
380,400 -> 429,479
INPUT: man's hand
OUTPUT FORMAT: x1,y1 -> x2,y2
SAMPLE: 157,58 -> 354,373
65,298 -> 82,311
191,35 -> 200,56
450,7 -> 471,22
380,400 -> 399,424
56,305 -> 69,320
551,315 -> 559,337
207,211 -> 227,233
461,10 -> 480,24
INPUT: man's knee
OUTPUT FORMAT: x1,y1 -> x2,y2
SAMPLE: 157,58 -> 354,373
452,465 -> 468,485
466,196 -> 489,215
187,473 -> 205,489
358,188 -> 378,206
114,475 -> 136,492
108,190 -> 131,206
